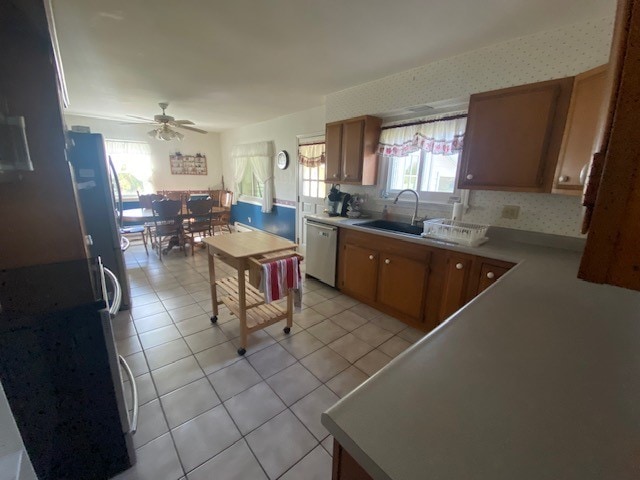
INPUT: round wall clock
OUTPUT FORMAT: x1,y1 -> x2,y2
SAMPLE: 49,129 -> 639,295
276,150 -> 289,170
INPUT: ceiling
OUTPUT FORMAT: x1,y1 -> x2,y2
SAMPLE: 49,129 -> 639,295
51,0 -> 615,132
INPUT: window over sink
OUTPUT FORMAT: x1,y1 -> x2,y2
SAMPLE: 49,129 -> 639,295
378,115 -> 466,203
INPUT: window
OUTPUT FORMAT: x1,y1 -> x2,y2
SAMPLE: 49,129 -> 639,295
239,165 -> 264,198
105,140 -> 153,197
386,149 -> 461,202
301,163 -> 326,199
379,116 -> 466,203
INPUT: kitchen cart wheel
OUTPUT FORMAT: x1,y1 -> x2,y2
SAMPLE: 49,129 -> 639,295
283,327 -> 291,334
210,315 -> 217,324
237,348 -> 246,356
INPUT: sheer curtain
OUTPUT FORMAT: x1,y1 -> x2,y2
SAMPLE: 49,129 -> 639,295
231,141 -> 274,212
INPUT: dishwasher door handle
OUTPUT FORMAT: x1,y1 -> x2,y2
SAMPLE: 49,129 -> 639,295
307,222 -> 337,232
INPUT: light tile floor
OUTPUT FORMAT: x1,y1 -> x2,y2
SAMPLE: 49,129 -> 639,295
112,236 -> 425,480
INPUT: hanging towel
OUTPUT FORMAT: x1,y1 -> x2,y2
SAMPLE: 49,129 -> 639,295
260,256 -> 303,311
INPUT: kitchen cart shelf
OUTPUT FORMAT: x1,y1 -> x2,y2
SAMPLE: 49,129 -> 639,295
215,276 -> 264,309
220,296 -> 287,331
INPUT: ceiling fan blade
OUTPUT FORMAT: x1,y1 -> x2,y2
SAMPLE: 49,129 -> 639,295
120,121 -> 156,125
172,119 -> 195,125
126,115 -> 156,122
175,124 -> 208,134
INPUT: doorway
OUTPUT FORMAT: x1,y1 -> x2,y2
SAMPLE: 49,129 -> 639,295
296,134 -> 326,246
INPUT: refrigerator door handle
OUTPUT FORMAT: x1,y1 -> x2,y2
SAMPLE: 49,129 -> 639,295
108,156 -> 124,230
118,355 -> 138,434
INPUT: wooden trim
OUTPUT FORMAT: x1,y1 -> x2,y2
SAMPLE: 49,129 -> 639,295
381,113 -> 467,130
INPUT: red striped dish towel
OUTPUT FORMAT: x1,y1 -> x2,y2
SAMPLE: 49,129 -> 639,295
260,256 -> 302,310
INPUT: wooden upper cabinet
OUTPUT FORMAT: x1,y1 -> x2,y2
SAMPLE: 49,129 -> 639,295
579,0 -> 640,292
553,65 -> 609,194
324,115 -> 381,185
458,77 -> 573,192
325,122 -> 343,182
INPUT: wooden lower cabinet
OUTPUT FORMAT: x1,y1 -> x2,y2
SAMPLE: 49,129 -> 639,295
338,229 -> 432,327
337,228 -> 515,332
377,252 -> 430,320
340,244 -> 379,302
471,259 -> 514,295
438,252 -> 475,320
332,439 -> 374,480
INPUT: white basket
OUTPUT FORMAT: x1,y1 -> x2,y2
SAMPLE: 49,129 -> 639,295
422,219 -> 489,247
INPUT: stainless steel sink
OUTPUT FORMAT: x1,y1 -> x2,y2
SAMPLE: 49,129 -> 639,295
356,219 -> 423,236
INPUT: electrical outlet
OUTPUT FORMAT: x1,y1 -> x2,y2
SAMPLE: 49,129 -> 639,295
501,205 -> 520,219
247,217 -> 252,223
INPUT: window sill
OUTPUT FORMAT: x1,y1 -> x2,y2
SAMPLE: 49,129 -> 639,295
238,195 -> 263,206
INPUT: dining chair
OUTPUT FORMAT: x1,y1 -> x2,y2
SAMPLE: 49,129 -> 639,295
184,198 -> 215,255
120,225 -> 148,254
212,191 -> 233,234
137,192 -> 164,242
150,199 -> 185,260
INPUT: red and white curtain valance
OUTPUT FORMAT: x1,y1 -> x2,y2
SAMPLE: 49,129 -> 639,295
298,143 -> 325,167
377,116 -> 467,157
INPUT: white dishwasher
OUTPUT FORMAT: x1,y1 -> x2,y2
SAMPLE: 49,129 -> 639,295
305,219 -> 338,287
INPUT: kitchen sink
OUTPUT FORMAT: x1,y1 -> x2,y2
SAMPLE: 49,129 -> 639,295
356,219 -> 424,236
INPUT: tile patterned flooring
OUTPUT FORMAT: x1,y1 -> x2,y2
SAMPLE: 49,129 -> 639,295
112,238 -> 426,480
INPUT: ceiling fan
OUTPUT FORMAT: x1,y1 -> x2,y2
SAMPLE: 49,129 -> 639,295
126,102 -> 207,141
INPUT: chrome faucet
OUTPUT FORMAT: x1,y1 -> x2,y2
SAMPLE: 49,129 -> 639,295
393,189 -> 420,225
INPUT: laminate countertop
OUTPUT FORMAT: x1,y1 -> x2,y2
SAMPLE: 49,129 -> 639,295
309,214 -> 640,480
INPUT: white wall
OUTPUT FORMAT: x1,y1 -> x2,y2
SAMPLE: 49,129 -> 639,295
325,16 -> 615,237
64,114 -> 224,193
220,106 -> 326,202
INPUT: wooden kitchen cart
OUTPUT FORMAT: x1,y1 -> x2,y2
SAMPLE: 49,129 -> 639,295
203,231 -> 301,355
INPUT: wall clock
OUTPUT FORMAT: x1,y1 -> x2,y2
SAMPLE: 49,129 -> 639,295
276,150 -> 289,170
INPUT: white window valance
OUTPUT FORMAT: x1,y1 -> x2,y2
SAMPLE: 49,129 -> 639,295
298,144 -> 325,167
105,139 -> 151,156
377,116 -> 467,157
231,141 -> 274,213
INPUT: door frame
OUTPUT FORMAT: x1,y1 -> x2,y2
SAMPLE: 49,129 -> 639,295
295,132 -> 325,246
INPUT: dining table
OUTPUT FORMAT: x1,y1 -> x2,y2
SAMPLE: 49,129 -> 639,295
121,206 -> 226,223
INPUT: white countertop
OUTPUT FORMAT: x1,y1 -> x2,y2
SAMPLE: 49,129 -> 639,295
317,214 -> 640,480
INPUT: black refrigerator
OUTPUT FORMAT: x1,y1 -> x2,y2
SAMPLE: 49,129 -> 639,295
67,131 -> 131,310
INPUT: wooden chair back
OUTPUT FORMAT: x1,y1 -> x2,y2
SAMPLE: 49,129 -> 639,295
151,199 -> 183,235
138,192 -> 164,209
220,191 -> 233,209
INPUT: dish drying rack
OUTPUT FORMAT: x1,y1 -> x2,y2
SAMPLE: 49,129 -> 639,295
421,219 -> 489,247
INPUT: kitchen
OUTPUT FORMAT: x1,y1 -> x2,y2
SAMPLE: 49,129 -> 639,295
1,0 -> 632,478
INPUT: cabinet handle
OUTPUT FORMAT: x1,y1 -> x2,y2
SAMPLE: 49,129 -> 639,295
486,271 -> 495,279
579,163 -> 589,185
558,175 -> 569,183
332,173 -> 339,178
368,255 -> 374,260
466,174 -> 474,180
344,174 -> 350,179
384,259 -> 391,264
455,263 -> 464,270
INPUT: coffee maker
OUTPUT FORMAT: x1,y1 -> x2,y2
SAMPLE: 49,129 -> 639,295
327,184 -> 351,217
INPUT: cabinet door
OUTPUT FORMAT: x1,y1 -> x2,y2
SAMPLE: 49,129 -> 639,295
458,77 -> 573,192
476,263 -> 511,295
377,253 -> 429,321
554,65 -> 608,194
341,119 -> 365,183
339,244 -> 378,302
325,122 -> 343,182
439,253 -> 474,321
